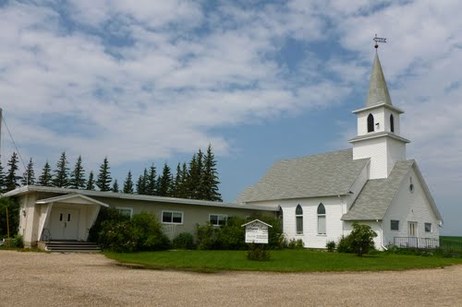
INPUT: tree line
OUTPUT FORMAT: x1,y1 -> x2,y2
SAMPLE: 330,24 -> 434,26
0,145 -> 222,202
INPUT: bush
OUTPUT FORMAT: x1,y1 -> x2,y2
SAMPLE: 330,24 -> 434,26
287,239 -> 304,249
88,207 -> 129,243
247,243 -> 270,261
337,223 -> 377,256
173,232 -> 195,250
98,211 -> 170,252
326,240 -> 336,252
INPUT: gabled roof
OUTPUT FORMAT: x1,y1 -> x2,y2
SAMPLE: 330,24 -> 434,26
237,149 -> 369,203
342,160 -> 442,221
35,193 -> 110,207
366,53 -> 392,107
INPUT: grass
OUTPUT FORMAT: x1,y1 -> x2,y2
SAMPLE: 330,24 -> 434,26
105,249 -> 462,273
440,236 -> 462,247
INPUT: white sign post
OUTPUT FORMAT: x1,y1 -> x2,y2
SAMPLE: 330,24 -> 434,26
242,219 -> 272,244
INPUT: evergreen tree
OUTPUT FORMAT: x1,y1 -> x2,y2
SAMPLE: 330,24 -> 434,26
136,169 -> 148,195
186,150 -> 204,199
0,158 -> 5,192
173,162 -> 189,198
157,163 -> 173,196
69,155 -> 86,189
38,161 -> 53,186
145,164 -> 157,195
123,170 -> 134,194
5,152 -> 20,192
201,145 -> 222,201
53,152 -> 70,187
21,158 -> 36,186
96,157 -> 112,191
112,179 -> 119,193
86,171 -> 96,190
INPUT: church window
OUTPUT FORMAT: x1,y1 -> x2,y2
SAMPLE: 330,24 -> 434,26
390,220 -> 399,231
295,205 -> 303,234
367,114 -> 374,132
390,114 -> 395,132
424,223 -> 432,233
317,203 -> 326,235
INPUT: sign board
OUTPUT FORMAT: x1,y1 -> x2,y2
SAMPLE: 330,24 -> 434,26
242,219 -> 272,244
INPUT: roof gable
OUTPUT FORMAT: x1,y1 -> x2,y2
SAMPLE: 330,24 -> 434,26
342,160 -> 442,221
238,149 -> 369,202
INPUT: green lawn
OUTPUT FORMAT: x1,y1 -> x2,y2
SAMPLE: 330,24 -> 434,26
440,236 -> 462,249
106,249 -> 462,273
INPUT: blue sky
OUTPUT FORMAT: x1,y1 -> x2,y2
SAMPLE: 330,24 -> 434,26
0,1 -> 461,235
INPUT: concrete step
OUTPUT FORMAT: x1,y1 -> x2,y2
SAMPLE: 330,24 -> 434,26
45,241 -> 101,253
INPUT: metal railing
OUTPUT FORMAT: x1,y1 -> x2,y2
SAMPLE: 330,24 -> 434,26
393,237 -> 439,249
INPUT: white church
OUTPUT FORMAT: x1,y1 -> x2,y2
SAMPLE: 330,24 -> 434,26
237,51 -> 442,249
5,51 -> 442,250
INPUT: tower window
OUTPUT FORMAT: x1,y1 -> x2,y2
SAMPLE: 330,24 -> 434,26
367,114 -> 374,132
390,114 -> 395,132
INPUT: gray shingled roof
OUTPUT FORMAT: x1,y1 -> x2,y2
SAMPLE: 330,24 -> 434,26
342,160 -> 414,221
237,149 -> 369,202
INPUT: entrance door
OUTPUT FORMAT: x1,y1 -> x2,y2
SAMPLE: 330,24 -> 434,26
50,208 -> 79,240
408,222 -> 418,247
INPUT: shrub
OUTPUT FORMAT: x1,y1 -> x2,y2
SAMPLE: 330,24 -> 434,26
173,232 -> 195,250
98,211 -> 170,252
287,239 -> 304,249
247,243 -> 270,261
195,223 -> 220,250
337,223 -> 377,256
326,240 -> 336,252
88,207 -> 129,243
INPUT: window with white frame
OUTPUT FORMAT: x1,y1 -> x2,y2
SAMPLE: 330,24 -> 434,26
317,203 -> 326,235
116,207 -> 133,218
424,222 -> 432,233
209,214 -> 227,226
162,211 -> 183,224
390,220 -> 399,231
295,204 -> 303,234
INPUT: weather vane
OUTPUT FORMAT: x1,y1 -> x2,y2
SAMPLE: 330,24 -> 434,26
373,34 -> 387,49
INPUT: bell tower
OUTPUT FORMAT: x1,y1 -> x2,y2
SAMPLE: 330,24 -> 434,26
349,43 -> 410,179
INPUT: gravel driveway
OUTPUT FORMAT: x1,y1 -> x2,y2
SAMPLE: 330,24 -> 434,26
1,250 -> 462,306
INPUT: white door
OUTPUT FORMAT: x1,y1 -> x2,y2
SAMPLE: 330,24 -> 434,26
408,222 -> 418,247
50,208 -> 79,240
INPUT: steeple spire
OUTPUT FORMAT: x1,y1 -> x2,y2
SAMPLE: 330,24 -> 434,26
365,53 -> 392,107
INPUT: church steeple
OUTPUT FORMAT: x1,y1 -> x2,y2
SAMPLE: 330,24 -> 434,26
350,47 -> 410,179
366,53 -> 392,107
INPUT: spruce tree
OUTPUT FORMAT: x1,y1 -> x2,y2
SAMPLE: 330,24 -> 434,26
202,145 -> 222,201
123,170 -> 134,194
0,158 -> 5,192
86,171 -> 95,190
112,179 -> 119,193
186,150 -> 204,199
145,164 -> 157,195
5,152 -> 20,192
38,161 -> 53,186
96,157 -> 112,191
53,152 -> 70,187
70,155 -> 86,189
157,163 -> 173,196
136,169 -> 148,195
21,158 -> 36,186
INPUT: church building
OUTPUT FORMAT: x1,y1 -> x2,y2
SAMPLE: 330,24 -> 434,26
237,51 -> 443,249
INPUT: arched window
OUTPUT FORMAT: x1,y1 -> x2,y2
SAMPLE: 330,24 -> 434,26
317,203 -> 326,235
277,206 -> 284,229
295,204 -> 303,234
390,114 -> 395,133
367,114 -> 374,132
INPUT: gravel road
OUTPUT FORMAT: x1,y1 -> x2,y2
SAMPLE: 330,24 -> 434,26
1,250 -> 461,306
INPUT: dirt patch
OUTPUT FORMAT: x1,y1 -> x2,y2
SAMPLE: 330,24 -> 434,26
1,250 -> 462,306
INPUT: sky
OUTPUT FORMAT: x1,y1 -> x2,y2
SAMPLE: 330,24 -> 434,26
0,1 -> 461,235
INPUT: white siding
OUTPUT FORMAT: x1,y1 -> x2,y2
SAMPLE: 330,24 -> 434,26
276,197 -> 346,248
383,168 -> 440,247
